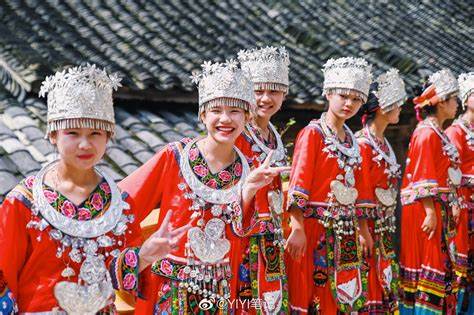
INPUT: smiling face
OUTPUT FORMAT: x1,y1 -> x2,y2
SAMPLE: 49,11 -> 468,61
201,104 -> 248,145
326,91 -> 365,120
50,128 -> 108,170
254,89 -> 285,121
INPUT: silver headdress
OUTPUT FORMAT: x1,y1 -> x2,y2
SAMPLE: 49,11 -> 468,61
374,69 -> 407,113
191,60 -> 255,115
428,68 -> 458,101
322,57 -> 372,102
39,64 -> 121,136
237,46 -> 290,93
458,72 -> 474,108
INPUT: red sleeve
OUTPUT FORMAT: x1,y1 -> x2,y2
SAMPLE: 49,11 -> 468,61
0,194 -> 30,299
118,145 -> 175,224
409,129 -> 441,186
287,126 -> 320,212
401,128 -> 442,204
355,141 -> 377,216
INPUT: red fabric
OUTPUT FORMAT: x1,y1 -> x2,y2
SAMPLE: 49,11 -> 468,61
119,140 -> 244,313
357,139 -> 394,311
400,126 -> 456,311
446,124 -> 474,280
0,183 -> 142,312
234,131 -> 287,314
286,122 -> 367,313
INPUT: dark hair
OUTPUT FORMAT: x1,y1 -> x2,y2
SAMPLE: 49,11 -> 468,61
360,82 -> 380,125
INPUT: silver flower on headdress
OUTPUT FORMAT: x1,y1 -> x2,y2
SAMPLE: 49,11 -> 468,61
39,64 -> 122,136
322,57 -> 372,102
458,72 -> 474,108
192,59 -> 255,115
373,69 -> 407,113
238,46 -> 290,93
428,69 -> 458,101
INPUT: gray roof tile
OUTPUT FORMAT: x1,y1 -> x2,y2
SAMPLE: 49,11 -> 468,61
8,150 -> 42,177
0,171 -> 20,196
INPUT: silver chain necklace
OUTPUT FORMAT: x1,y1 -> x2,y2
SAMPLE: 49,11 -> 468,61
426,119 -> 462,187
364,125 -> 400,179
247,122 -> 286,165
319,112 -> 361,187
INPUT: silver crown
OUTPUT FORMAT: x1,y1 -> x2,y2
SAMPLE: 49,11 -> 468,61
39,64 -> 121,136
322,57 -> 372,102
374,69 -> 407,113
238,46 -> 290,93
458,72 -> 474,108
428,69 -> 458,101
191,60 -> 255,114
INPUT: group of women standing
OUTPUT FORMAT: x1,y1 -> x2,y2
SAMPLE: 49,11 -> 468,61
0,46 -> 472,315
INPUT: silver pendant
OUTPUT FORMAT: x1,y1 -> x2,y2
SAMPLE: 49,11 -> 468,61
375,188 -> 397,207
54,256 -> 113,315
61,266 -> 76,278
448,167 -> 462,186
330,180 -> 358,206
187,218 -> 230,263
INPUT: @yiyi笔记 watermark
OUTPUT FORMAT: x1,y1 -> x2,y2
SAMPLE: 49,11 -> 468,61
198,297 -> 268,310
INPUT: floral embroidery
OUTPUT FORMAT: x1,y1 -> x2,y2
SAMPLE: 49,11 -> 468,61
151,259 -> 188,281
41,179 -> 111,220
287,188 -> 309,211
401,180 -> 455,206
61,200 -> 76,217
188,142 -> 242,189
110,247 -> 140,293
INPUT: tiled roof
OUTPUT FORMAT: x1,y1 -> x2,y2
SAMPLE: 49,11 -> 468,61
0,84 -> 203,201
0,0 -> 472,200
0,1 -> 472,104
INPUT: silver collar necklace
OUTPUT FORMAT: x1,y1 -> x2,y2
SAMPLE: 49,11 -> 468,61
247,122 -> 286,164
364,125 -> 400,178
320,112 -> 360,160
32,160 -> 127,238
180,137 -> 250,205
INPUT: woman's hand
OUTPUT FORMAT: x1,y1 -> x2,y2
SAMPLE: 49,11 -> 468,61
138,211 -> 192,272
421,211 -> 437,240
452,203 -> 461,225
242,151 -> 290,199
421,198 -> 437,240
358,219 -> 373,258
285,227 -> 307,260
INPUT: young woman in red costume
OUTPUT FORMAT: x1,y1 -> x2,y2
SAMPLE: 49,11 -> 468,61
0,65 -> 183,314
445,72 -> 474,313
119,60 -> 289,314
232,46 -> 290,314
285,57 -> 373,313
356,69 -> 407,313
399,69 -> 462,314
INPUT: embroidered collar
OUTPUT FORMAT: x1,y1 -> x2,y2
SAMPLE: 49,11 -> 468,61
188,142 -> 243,190
179,137 -> 250,205
42,179 -> 110,221
32,160 -> 128,238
